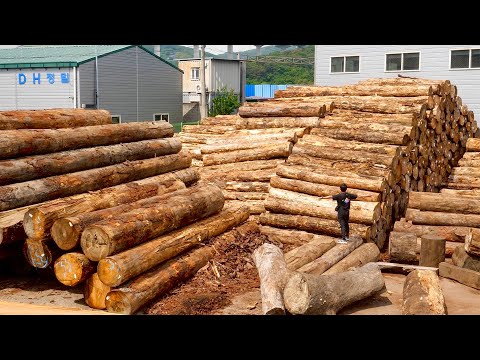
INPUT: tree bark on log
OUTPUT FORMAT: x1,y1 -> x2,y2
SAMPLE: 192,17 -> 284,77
0,206 -> 28,245
1,151 -> 191,213
465,228 -> 480,256
466,138 -> 480,152
84,273 -> 111,310
388,231 -> 417,264
320,110 -> 415,126
408,191 -> 480,215
23,238 -> 62,269
283,262 -> 385,315
200,116 -> 321,129
80,184 -> 224,261
0,108 -> 112,129
284,236 -> 337,271
393,219 -> 469,243
51,180 -> 186,250
53,252 -> 96,287
439,262 -> 480,290
0,138 -> 182,186
419,235 -> 446,267
405,209 -> 480,228
105,245 -> 215,314
0,121 -> 173,160
270,176 -> 381,202
452,246 -> 480,272
238,103 -> 327,117
259,226 -> 323,246
97,204 -> 249,287
222,181 -> 270,192
310,127 -> 410,146
322,243 -> 380,275
224,200 -> 265,214
202,142 -> 292,166
402,269 -> 447,315
446,176 -> 480,189
203,169 -> 275,183
223,191 -> 268,200
259,213 -> 370,240
200,139 -> 292,155
252,243 -> 292,315
439,188 -> 480,198
297,235 -> 364,275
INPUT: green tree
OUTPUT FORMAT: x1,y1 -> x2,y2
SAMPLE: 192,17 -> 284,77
209,87 -> 241,117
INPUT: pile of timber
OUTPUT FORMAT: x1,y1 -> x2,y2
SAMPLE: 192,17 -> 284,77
257,77 -> 477,252
0,108 -> 251,314
175,105 -> 334,215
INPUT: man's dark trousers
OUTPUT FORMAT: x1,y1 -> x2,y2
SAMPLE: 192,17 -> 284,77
338,209 -> 350,239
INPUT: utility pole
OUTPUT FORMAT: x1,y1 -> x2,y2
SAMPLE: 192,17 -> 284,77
200,45 -> 208,119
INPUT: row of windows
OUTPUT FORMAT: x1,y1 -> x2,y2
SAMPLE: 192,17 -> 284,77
330,49 -> 480,73
111,113 -> 169,124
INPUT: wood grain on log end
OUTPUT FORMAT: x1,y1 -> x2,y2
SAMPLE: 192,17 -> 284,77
81,226 -> 111,261
84,273 -> 111,310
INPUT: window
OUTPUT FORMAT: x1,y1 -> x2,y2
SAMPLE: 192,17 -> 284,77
386,52 -> 420,71
153,113 -> 169,122
191,67 -> 200,80
451,49 -> 480,69
330,56 -> 359,73
111,115 -> 121,124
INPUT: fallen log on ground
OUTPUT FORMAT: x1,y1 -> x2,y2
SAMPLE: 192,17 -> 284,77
84,273 -> 111,310
323,243 -> 380,275
283,262 -> 385,315
284,236 -> 336,271
402,269 -> 447,315
452,246 -> 480,272
53,252 -> 96,287
388,231 -> 417,264
439,262 -> 480,290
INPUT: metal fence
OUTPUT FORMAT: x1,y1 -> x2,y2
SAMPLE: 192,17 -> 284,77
245,84 -> 292,99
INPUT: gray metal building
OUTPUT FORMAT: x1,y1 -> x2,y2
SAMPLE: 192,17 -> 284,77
0,45 -> 183,124
315,45 -> 480,117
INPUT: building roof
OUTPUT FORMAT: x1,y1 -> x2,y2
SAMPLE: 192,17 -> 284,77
0,45 -> 182,71
176,57 -> 244,62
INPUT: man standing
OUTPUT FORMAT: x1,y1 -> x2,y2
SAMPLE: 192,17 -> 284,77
324,183 -> 358,244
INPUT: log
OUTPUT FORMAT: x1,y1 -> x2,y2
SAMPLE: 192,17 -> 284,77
0,206 -> 28,245
357,77 -> 444,86
376,262 -> 438,275
97,204 -> 249,287
297,235 -> 364,275
311,127 -> 410,146
223,181 -> 270,193
181,125 -> 238,134
466,138 -> 480,152
419,234 -> 446,267
270,176 -> 381,202
393,219 -> 469,242
415,239 -> 460,258
80,184 -> 224,261
259,226 -> 323,246
408,191 -> 480,215
439,262 -> 480,290
252,243 -> 292,315
105,245 -> 215,314
446,176 -> 480,189
224,200 -> 265,215
452,246 -> 480,272
277,164 -> 387,192
53,252 -> 96,287
1,151 -> 191,213
258,213 -> 370,241
388,231 -> 417,264
177,128 -> 304,141
465,228 -> 480,256
202,169 -> 275,183
22,164 -> 194,241
238,103 -> 326,117
84,273 -> 111,310
202,142 -> 292,166
284,236 -> 336,270
323,243 -> 379,275
439,188 -> 480,198
0,121 -> 173,160
23,238 -> 62,269
200,139 -> 291,155
405,209 -> 480,228
200,159 -> 284,174
283,262 -> 385,315
223,191 -> 268,201
402,269 -> 447,315
0,108 -> 112,129
0,138 -> 182,186
319,110 -> 415,126
200,116 -> 320,129
51,181 -> 186,250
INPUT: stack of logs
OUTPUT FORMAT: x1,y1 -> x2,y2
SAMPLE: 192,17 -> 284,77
0,108 -> 250,314
175,107 -> 332,215
257,77 -> 477,252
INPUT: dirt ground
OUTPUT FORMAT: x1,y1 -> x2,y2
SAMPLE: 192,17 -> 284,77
1,220 -> 480,315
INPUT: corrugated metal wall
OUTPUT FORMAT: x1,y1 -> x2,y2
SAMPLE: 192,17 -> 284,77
210,60 -> 241,94
245,84 -> 291,98
0,68 -> 74,110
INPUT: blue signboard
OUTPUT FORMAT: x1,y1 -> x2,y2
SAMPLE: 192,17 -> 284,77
18,72 -> 70,85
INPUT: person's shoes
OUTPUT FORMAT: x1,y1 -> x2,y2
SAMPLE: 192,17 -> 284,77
337,239 -> 347,244
345,237 -> 350,241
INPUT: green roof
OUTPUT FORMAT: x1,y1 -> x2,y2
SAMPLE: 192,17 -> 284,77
0,45 -> 182,72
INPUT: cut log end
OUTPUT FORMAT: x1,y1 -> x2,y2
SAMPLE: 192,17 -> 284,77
282,272 -> 311,315
97,258 -> 122,287
51,218 -> 79,251
84,273 -> 111,310
53,252 -> 95,287
105,291 -> 131,314
80,227 -> 111,261
22,211 -> 36,239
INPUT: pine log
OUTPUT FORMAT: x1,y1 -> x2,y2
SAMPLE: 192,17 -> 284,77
223,181 -> 270,192
466,138 -> 480,152
259,226 -> 322,246
22,163 -> 194,240
224,200 -> 265,215
297,235 -> 364,275
402,269 -> 447,315
51,181 -> 187,250
0,138 -> 182,186
252,243 -> 292,315
0,121 -> 173,160
53,252 -> 96,287
284,236 -> 337,270
301,135 -> 400,156
419,234 -> 446,267
270,176 -> 381,202
452,246 -> 480,272
465,228 -> 480,256
223,191 -> 268,201
388,231 -> 417,264
439,188 -> 480,198
450,167 -> 480,177
446,175 -> 480,189
0,108 -> 112,129
259,212 -> 370,240
408,191 -> 480,215
238,103 -> 327,117
97,204 -> 249,287
439,262 -> 480,290
405,209 -> 480,228
320,110 -> 415,126
0,206 -> 28,245
322,243 -> 380,275
177,128 -> 304,142
181,125 -> 238,133
283,262 -> 385,315
276,164 -> 387,192
84,273 -> 111,310
311,127 -> 410,145
202,142 -> 292,166
202,169 -> 275,183
357,78 -> 444,86
80,184 -> 224,261
201,116 -> 320,129
200,139 -> 291,155
23,238 -> 62,269
105,245 -> 215,314
200,159 -> 284,174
